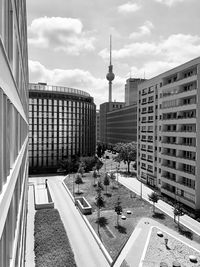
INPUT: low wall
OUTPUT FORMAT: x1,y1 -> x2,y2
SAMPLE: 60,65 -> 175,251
34,184 -> 54,210
75,197 -> 92,215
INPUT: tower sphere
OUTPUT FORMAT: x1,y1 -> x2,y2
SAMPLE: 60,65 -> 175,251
106,72 -> 115,81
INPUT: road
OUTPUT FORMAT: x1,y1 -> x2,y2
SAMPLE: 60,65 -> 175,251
118,175 -> 200,236
46,176 -> 110,267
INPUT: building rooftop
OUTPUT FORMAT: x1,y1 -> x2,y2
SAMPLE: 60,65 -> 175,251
29,82 -> 91,97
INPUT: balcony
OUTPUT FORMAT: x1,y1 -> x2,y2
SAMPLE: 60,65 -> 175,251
162,142 -> 196,152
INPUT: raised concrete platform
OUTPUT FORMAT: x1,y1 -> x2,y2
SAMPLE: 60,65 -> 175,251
34,182 -> 54,210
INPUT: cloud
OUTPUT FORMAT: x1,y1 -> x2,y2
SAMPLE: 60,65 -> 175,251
153,0 -> 189,7
28,16 -> 95,55
118,1 -> 141,14
29,60 -> 125,108
99,33 -> 200,64
129,21 -> 154,39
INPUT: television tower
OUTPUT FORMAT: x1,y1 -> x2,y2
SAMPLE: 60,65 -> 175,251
106,35 -> 115,102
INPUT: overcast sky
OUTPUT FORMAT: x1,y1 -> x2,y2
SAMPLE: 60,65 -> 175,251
27,0 -> 200,108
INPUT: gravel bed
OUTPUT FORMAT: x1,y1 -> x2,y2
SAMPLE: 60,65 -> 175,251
142,227 -> 200,267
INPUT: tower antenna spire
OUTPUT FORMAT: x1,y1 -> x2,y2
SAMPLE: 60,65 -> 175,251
106,35 -> 115,102
110,35 -> 112,65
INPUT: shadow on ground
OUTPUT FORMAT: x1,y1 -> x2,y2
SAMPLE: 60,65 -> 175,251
152,212 -> 165,220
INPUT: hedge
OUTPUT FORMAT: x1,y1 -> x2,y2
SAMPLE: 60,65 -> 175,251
34,209 -> 77,267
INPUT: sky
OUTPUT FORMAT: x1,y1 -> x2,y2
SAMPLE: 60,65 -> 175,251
27,0 -> 200,108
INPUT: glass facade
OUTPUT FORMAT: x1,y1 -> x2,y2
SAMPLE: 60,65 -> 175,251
0,0 -> 29,266
29,84 -> 96,173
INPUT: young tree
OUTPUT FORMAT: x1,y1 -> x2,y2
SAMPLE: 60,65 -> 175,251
110,172 -> 116,188
95,181 -> 105,235
103,173 -> 110,194
113,142 -> 137,173
75,173 -> 83,194
148,191 -> 159,213
95,159 -> 103,174
173,202 -> 184,229
92,170 -> 98,186
77,163 -> 85,177
115,197 -> 122,227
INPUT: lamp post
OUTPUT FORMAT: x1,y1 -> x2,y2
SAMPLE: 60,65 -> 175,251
72,173 -> 75,198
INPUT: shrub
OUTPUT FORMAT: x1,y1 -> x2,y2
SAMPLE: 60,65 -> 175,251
34,209 -> 77,267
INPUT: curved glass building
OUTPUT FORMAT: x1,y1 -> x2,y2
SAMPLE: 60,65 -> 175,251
29,83 -> 96,173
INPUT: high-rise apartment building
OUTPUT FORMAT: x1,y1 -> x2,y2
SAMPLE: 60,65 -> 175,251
137,57 -> 200,211
125,78 -> 145,106
29,83 -> 96,173
0,1 -> 29,266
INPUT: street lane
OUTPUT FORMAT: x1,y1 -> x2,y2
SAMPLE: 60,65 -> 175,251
48,177 -> 110,267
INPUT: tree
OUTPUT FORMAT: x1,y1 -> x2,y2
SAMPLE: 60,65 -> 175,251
92,170 -> 98,186
115,197 -> 122,227
173,202 -> 184,229
103,173 -> 110,194
77,162 -> 85,177
75,173 -> 83,193
110,172 -> 116,188
148,191 -> 159,213
95,159 -> 103,174
113,142 -> 137,173
95,181 -> 105,235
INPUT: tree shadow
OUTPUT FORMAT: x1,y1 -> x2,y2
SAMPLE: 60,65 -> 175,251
95,217 -> 108,227
115,225 -> 127,234
152,212 -> 165,220
178,227 -> 193,240
104,193 -> 112,197
75,191 -> 83,195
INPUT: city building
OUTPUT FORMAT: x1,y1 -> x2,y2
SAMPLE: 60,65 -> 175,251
0,1 -> 29,266
137,57 -> 200,212
106,104 -> 137,146
99,101 -> 125,145
96,110 -> 100,144
29,83 -> 96,173
125,78 -> 145,106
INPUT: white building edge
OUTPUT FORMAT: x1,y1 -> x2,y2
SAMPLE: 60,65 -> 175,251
137,56 -> 200,212
0,1 -> 29,266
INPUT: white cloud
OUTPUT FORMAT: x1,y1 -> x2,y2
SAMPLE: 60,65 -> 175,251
28,16 -> 95,55
129,21 -> 154,39
130,60 -> 177,79
118,1 -> 141,14
99,33 -> 200,64
153,0 -> 189,7
29,60 -> 125,108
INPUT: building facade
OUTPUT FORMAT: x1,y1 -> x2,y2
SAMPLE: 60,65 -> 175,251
99,101 -> 125,144
96,110 -> 100,144
106,104 -> 137,146
137,57 -> 200,211
0,1 -> 29,266
29,83 -> 96,173
125,78 -> 145,106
